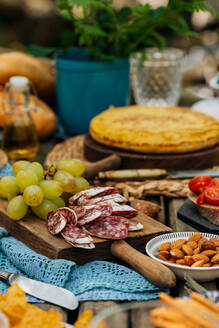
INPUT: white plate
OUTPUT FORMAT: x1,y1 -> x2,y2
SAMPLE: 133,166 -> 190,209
192,98 -> 219,121
146,232 -> 219,282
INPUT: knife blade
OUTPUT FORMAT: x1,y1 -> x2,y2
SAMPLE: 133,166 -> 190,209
98,168 -> 219,180
0,270 -> 78,310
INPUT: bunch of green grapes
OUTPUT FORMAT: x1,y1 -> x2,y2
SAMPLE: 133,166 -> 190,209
0,159 -> 89,221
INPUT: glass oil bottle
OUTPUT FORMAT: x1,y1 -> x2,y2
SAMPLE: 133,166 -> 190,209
2,76 -> 39,159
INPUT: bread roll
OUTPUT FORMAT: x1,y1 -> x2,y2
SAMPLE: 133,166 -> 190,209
0,52 -> 55,98
0,91 -> 57,139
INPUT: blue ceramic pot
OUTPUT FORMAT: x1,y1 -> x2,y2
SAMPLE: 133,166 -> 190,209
55,49 -> 130,134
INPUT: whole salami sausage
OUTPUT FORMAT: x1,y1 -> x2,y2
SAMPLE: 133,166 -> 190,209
47,210 -> 67,235
61,224 -> 93,244
69,187 -> 117,206
83,216 -> 128,239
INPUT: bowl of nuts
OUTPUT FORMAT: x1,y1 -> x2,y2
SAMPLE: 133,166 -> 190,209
146,232 -> 219,282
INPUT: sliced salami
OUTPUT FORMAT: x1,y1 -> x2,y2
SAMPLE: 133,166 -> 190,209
128,220 -> 143,231
47,210 -> 67,235
83,216 -> 128,240
57,207 -> 77,225
110,204 -> 138,218
85,194 -> 127,205
61,224 -> 93,244
69,187 -> 117,206
69,206 -> 86,219
68,242 -> 95,249
77,205 -> 112,226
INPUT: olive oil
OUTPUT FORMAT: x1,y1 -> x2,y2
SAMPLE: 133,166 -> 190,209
2,121 -> 39,159
2,76 -> 39,159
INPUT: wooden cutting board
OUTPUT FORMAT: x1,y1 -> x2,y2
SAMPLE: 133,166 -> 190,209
0,199 -> 171,265
84,135 -> 219,170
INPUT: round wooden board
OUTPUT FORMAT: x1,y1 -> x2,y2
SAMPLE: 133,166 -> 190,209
84,135 -> 219,170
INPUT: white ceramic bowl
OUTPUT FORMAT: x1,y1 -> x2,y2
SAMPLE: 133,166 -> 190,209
146,232 -> 219,282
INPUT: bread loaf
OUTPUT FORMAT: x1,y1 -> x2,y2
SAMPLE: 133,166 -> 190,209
0,91 -> 57,139
0,52 -> 55,99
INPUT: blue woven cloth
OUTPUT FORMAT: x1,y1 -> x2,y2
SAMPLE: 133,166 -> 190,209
0,164 -> 164,302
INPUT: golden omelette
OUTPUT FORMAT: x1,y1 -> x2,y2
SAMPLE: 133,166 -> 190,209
90,106 -> 219,153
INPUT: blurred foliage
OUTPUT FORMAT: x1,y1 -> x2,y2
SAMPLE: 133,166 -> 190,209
57,0 -> 218,60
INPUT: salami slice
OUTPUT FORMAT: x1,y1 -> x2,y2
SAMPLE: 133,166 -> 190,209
85,194 -> 127,205
61,224 -> 93,244
110,204 -> 138,218
69,187 -> 117,206
47,210 -> 67,235
69,206 -> 86,219
83,216 -> 128,239
68,242 -> 95,249
57,207 -> 77,226
128,220 -> 143,231
77,204 -> 112,226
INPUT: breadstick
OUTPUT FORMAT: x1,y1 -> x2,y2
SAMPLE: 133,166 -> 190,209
191,292 -> 219,316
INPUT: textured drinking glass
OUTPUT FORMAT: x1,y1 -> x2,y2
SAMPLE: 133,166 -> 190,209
130,48 -> 184,106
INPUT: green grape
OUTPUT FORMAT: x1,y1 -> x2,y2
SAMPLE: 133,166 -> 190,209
32,199 -> 58,220
61,192 -> 72,203
56,159 -> 85,177
52,197 -> 65,208
16,170 -> 39,191
7,195 -> 28,220
39,180 -> 62,199
72,177 -> 90,194
12,160 -> 30,175
53,170 -> 75,193
28,162 -> 44,180
23,185 -> 44,207
0,176 -> 19,198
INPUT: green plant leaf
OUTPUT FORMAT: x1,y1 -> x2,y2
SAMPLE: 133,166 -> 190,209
27,45 -> 56,57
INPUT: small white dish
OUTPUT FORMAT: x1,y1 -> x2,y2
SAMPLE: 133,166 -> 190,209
192,98 -> 219,121
146,232 -> 219,282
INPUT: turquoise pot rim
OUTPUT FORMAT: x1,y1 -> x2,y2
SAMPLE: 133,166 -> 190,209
55,49 -> 129,72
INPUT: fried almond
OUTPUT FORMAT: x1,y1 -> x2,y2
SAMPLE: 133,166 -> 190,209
184,256 -> 194,266
188,232 -> 202,242
192,254 -> 209,263
211,253 -> 219,264
155,253 -> 167,261
198,238 -> 208,248
171,239 -> 186,250
165,258 -> 176,263
186,241 -> 197,249
210,237 -> 219,246
158,242 -> 171,252
201,240 -> 216,251
216,247 -> 219,253
170,249 -> 184,259
176,259 -> 186,265
193,247 -> 200,255
203,263 -> 211,267
200,250 -> 216,258
182,244 -> 193,256
212,263 -> 219,267
159,251 -> 170,260
191,259 -> 205,267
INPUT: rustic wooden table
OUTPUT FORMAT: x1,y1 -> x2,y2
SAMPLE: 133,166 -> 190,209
28,138 -> 219,325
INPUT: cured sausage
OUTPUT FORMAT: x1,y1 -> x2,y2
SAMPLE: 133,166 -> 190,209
61,224 -> 93,244
57,207 -> 78,226
68,242 -> 95,249
84,194 -> 127,205
77,204 -> 112,226
47,210 -> 67,235
83,216 -> 128,239
69,206 -> 86,219
110,204 -> 137,218
128,220 -> 143,231
69,187 -> 117,206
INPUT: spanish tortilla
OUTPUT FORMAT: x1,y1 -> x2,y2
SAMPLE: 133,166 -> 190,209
90,106 -> 219,154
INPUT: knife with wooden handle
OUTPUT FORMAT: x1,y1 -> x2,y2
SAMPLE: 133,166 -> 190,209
111,240 -> 176,289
